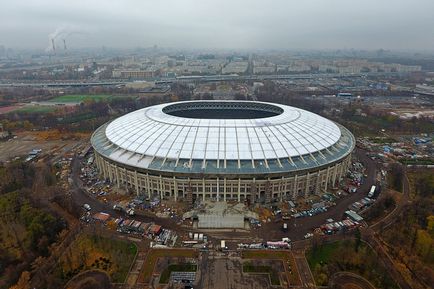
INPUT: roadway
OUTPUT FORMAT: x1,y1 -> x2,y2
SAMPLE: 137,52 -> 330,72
359,165 -> 412,289
329,271 -> 376,289
293,249 -> 316,288
69,147 -> 377,243
0,71 -> 407,88
67,148 -> 415,289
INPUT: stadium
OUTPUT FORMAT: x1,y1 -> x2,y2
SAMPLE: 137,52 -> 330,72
91,101 -> 355,203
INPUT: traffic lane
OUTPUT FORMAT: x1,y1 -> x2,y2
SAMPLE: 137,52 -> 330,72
330,272 -> 376,289
294,254 -> 315,288
71,148 -> 376,242
362,230 -> 412,289
299,148 -> 377,228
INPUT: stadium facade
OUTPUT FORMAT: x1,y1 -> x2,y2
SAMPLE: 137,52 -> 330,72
91,101 -> 355,203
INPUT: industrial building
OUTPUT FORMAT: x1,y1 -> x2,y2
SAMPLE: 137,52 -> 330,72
91,101 -> 355,203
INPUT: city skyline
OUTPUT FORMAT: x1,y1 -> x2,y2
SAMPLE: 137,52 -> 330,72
1,0 -> 434,51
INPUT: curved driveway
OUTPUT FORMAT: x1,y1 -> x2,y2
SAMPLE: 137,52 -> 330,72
329,271 -> 376,289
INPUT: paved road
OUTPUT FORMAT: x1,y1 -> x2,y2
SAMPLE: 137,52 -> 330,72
370,167 -> 410,231
361,230 -> 411,289
68,148 -> 419,289
329,271 -> 376,289
70,148 -> 377,243
293,250 -> 316,288
360,165 -> 412,289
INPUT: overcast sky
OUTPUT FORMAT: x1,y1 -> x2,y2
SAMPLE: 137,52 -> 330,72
1,0 -> 434,51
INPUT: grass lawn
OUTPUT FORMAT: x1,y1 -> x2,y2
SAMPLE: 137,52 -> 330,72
407,170 -> 434,198
14,106 -> 58,113
48,94 -> 118,103
159,263 -> 197,284
306,240 -> 398,288
58,233 -> 137,283
243,262 -> 280,286
141,249 -> 198,284
306,241 -> 340,268
242,250 -> 301,286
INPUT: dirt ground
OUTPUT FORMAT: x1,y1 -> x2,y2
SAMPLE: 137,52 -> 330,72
146,251 -> 289,289
196,251 -> 286,289
0,132 -> 83,161
65,270 -> 112,289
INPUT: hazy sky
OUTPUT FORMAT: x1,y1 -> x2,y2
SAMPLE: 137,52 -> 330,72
1,0 -> 434,50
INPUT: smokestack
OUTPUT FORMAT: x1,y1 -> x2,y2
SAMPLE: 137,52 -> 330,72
63,39 -> 67,50
51,39 -> 56,53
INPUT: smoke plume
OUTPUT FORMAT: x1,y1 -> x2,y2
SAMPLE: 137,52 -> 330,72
46,24 -> 87,52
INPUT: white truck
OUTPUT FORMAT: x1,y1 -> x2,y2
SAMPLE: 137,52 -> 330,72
220,240 -> 227,250
113,203 -> 134,216
368,185 -> 376,198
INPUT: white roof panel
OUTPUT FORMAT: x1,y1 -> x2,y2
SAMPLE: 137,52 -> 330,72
105,101 -> 342,162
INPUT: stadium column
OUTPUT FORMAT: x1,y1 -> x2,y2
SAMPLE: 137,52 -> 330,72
101,158 -> 108,180
159,175 -> 163,199
280,176 -> 284,202
305,172 -> 310,198
115,166 -> 120,188
134,171 -> 139,196
316,171 -> 321,194
332,164 -> 338,186
216,177 -> 220,202
97,155 -> 105,179
107,162 -> 113,182
252,178 -> 256,202
238,178 -> 241,202
202,178 -> 206,202
95,155 -> 101,176
146,173 -> 151,199
338,163 -> 344,183
293,175 -> 298,199
325,166 -> 331,191
174,177 -> 178,201
123,168 -> 127,188
224,178 -> 227,202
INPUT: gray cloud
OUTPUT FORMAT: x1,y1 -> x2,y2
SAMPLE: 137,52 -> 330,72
1,0 -> 433,50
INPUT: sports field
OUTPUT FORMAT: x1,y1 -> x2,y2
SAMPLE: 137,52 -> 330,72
48,94 -> 118,103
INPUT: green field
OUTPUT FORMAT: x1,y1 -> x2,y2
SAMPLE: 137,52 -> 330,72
58,233 -> 137,283
14,106 -> 58,113
306,241 -> 340,267
48,94 -> 118,103
306,240 -> 398,288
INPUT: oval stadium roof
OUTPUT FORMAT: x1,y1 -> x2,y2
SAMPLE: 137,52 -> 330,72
92,101 -> 354,175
